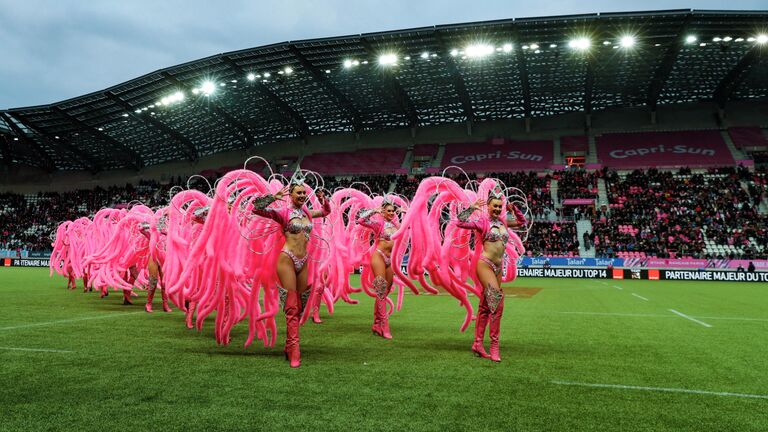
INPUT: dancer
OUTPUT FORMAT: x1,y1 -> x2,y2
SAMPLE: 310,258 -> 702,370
456,184 -> 527,362
139,213 -> 173,313
251,171 -> 331,368
356,197 -> 404,339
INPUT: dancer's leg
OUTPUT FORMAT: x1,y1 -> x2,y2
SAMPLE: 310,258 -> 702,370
277,254 -> 301,368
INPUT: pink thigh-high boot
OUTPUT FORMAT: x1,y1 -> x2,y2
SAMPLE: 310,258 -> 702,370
472,294 -> 491,359
145,274 -> 158,313
486,284 -> 506,363
284,290 -> 301,368
372,276 -> 392,339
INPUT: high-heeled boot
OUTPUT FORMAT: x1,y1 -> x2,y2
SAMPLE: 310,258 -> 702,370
284,290 -> 301,368
122,289 -> 133,305
471,296 -> 491,359
145,275 -> 157,313
489,295 -> 505,363
379,287 -> 393,339
310,286 -> 323,323
161,288 -> 172,312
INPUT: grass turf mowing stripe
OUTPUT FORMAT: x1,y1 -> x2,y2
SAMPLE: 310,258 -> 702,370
0,346 -> 73,353
631,293 -> 649,301
552,381 -> 768,400
696,316 -> 768,322
0,312 -> 143,331
669,309 -> 713,328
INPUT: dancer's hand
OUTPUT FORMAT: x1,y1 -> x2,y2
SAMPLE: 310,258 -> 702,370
316,190 -> 326,203
274,186 -> 289,200
472,198 -> 484,209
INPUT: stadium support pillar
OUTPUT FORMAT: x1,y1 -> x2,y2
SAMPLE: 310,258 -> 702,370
717,108 -> 726,127
650,110 -> 657,125
585,113 -> 592,129
411,127 -> 416,139
466,120 -> 473,136
524,117 -> 531,133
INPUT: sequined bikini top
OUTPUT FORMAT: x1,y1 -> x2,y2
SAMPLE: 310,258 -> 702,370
379,221 -> 397,241
286,208 -> 312,236
484,220 -> 509,243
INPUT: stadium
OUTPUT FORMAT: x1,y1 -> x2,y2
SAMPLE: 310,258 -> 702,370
1,8 -> 767,431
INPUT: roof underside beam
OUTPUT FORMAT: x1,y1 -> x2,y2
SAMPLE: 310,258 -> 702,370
713,47 -> 762,106
218,57 -> 309,140
360,39 -> 419,128
288,45 -> 364,132
104,92 -> 199,162
160,71 -> 253,149
0,112 -> 57,172
52,106 -> 143,170
511,26 -> 532,118
0,134 -> 12,167
434,31 -> 475,123
647,14 -> 693,109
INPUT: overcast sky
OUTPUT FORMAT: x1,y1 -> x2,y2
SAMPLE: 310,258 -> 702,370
1,0 -> 765,109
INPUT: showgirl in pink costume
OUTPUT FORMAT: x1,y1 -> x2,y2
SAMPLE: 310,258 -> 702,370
85,205 -> 157,305
391,174 -> 527,361
354,195 -> 408,339
160,188 -> 212,328
50,221 -> 78,290
455,182 -> 527,362
165,165 -> 334,368
139,207 -> 173,313
250,171 -> 332,368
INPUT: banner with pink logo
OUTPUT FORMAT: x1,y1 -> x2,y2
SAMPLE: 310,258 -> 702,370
442,140 -> 553,172
597,130 -> 734,168
624,257 -> 768,270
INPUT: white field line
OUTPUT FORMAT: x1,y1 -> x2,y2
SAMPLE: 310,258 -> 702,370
557,311 -> 672,318
669,309 -> 713,328
631,293 -> 649,301
0,346 -> 73,353
551,381 -> 768,400
612,285 -> 623,290
0,312 -> 143,332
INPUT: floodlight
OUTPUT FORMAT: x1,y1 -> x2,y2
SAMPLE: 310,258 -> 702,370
378,53 -> 398,65
619,36 -> 636,48
568,38 -> 590,50
200,81 -> 216,96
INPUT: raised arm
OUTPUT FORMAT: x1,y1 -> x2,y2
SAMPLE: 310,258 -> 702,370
505,203 -> 527,228
455,200 -> 483,231
309,190 -> 331,219
356,207 -> 380,230
251,194 -> 282,223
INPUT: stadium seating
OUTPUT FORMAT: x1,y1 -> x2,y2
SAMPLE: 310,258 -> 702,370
3,162 -> 766,260
300,148 -> 406,175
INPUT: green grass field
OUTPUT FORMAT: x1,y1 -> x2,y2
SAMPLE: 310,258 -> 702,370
1,268 -> 766,431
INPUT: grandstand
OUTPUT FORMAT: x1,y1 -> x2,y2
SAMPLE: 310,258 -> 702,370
0,9 -> 767,263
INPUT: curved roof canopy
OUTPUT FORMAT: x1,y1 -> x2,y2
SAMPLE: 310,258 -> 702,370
1,9 -> 767,172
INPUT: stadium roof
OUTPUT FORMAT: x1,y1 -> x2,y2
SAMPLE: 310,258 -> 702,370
1,9 -> 767,172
